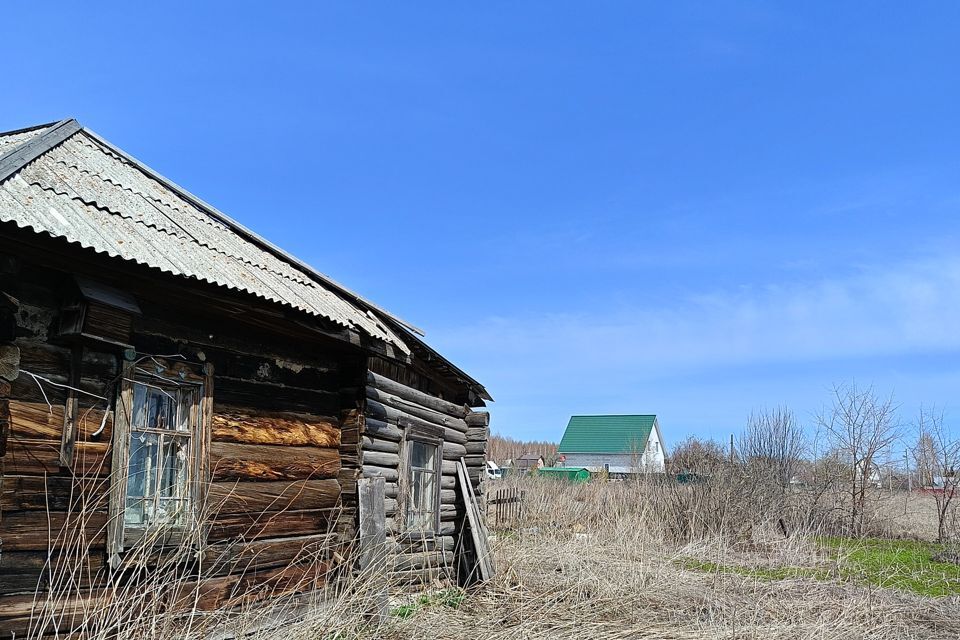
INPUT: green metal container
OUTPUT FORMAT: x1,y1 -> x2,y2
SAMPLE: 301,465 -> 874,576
536,466 -> 591,483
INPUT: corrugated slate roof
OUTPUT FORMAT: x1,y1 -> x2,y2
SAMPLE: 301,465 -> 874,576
558,415 -> 657,453
0,119 -> 410,350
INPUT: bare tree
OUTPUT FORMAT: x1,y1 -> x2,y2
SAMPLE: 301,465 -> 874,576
816,382 -> 900,536
738,406 -> 806,488
913,407 -> 960,542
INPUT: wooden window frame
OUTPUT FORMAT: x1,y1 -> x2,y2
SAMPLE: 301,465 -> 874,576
398,423 -> 443,539
107,355 -> 213,565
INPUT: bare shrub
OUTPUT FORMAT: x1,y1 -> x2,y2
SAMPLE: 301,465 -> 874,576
913,407 -> 960,543
739,406 -> 806,489
816,382 -> 901,537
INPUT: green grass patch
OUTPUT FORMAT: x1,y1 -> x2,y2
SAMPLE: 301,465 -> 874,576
679,538 -> 960,598
390,588 -> 467,619
678,558 -> 832,582
820,537 -> 960,598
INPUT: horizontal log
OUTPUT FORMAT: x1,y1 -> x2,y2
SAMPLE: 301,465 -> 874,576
365,399 -> 467,445
441,489 -> 456,505
2,438 -> 109,476
0,549 -> 107,595
440,504 -> 462,521
383,481 -> 399,499
363,450 -> 400,468
0,590 -> 113,634
214,378 -> 339,415
203,532 -> 337,576
209,509 -> 335,542
210,442 -> 340,482
0,511 -> 108,551
208,479 -> 341,514
365,386 -> 468,432
464,441 -> 487,455
442,460 -> 457,476
465,411 -> 490,427
367,371 -> 468,418
362,464 -> 399,483
441,442 -> 468,460
0,474 -> 109,511
211,406 -> 339,447
385,497 -> 397,516
388,534 -> 455,554
9,399 -> 113,441
384,519 -> 456,537
362,417 -> 402,442
176,561 -> 329,611
466,426 -> 489,442
360,435 -> 399,454
391,550 -> 455,572
390,566 -> 443,587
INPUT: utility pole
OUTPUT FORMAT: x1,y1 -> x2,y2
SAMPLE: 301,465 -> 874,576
729,433 -> 735,467
905,451 -> 912,492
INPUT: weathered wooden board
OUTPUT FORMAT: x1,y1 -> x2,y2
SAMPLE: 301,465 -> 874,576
0,511 -> 109,551
208,479 -> 341,514
208,509 -> 336,542
8,400 -> 113,442
0,474 -> 109,511
211,407 -> 339,447
2,438 -> 110,476
358,476 -> 388,623
210,442 -> 339,481
203,532 -> 337,576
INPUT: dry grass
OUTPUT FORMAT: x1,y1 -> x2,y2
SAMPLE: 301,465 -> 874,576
375,479 -> 960,640
12,479 -> 960,639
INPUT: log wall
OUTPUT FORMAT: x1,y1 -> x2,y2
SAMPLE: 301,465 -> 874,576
361,370 -> 489,587
0,259 -> 362,637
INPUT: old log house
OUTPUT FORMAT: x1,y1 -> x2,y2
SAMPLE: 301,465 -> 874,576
0,119 -> 492,636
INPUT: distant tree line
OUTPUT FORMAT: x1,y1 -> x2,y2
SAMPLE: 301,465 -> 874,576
488,434 -> 558,466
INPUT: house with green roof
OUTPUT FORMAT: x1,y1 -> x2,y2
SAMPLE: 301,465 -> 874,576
558,415 -> 666,475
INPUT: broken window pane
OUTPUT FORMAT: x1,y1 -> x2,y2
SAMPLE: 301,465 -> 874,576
124,378 -> 198,533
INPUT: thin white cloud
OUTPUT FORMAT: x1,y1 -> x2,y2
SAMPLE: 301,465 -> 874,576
433,253 -> 960,383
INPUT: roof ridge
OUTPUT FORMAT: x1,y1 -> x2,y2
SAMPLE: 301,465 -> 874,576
569,414 -> 657,418
0,119 -> 82,184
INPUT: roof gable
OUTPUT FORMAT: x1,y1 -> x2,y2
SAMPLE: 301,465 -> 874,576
558,415 -> 657,454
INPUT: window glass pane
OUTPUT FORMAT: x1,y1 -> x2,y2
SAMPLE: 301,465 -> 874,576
406,440 -> 438,531
127,431 -> 158,501
158,435 -> 190,528
124,378 -> 199,533
411,440 -> 435,470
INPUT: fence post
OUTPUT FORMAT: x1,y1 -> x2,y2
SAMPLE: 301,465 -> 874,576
358,476 -> 388,625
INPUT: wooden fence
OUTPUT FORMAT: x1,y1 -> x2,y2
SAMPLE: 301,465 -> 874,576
488,487 -> 523,528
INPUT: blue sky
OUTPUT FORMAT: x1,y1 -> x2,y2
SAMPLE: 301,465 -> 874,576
3,3 -> 960,447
